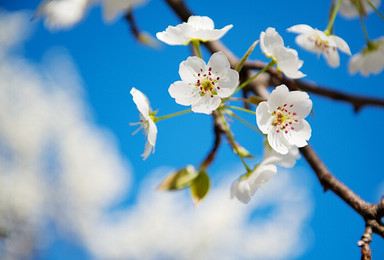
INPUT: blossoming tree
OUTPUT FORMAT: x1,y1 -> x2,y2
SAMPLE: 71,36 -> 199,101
5,0 -> 384,258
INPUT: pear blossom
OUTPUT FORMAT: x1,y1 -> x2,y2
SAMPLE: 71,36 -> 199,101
231,163 -> 277,204
169,51 -> 239,114
340,0 -> 381,18
256,85 -> 312,155
260,27 -> 306,79
287,24 -> 351,68
349,37 -> 384,76
156,15 -> 233,45
36,0 -> 145,29
263,141 -> 300,168
130,87 -> 157,160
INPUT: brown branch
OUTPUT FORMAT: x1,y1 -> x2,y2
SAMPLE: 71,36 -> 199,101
243,61 -> 384,112
163,0 -> 384,246
200,111 -> 223,170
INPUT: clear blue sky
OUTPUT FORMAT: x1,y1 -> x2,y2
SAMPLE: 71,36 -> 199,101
1,0 -> 384,259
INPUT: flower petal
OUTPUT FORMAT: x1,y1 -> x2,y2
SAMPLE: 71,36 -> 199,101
286,119 -> 311,148
260,27 -> 284,57
295,34 -> 322,53
191,94 -> 221,114
207,51 -> 230,74
274,47 -> 306,79
156,23 -> 193,45
187,15 -> 214,30
216,69 -> 239,98
189,25 -> 233,42
130,87 -> 150,120
287,24 -> 315,34
268,128 -> 291,154
256,101 -> 273,134
230,179 -> 252,204
142,140 -> 153,160
147,119 -> 157,146
168,81 -> 200,106
267,84 -> 289,111
179,56 -> 207,84
323,47 -> 340,67
283,90 -> 312,118
331,35 -> 351,55
248,163 -> 277,194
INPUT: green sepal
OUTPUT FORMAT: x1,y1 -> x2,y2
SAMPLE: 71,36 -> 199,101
233,144 -> 254,159
247,95 -> 266,106
190,171 -> 210,205
157,165 -> 198,191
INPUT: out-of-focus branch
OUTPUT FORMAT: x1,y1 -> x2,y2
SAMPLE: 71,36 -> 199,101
200,111 -> 223,170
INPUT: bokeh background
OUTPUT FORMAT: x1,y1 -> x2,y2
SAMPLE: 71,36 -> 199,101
0,0 -> 383,259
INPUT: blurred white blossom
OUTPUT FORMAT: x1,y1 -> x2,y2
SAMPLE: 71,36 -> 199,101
340,0 -> 381,18
349,37 -> 384,76
287,24 -> 351,68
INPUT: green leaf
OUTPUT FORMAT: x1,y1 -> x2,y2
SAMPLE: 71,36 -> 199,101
157,165 -> 198,191
190,171 -> 210,205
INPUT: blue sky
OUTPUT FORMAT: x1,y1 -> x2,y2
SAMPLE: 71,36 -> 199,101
0,0 -> 384,259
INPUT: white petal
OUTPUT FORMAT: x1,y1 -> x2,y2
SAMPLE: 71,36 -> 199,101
256,102 -> 273,134
147,119 -> 157,146
286,119 -> 311,148
323,47 -> 340,67
263,143 -> 300,168
191,94 -> 221,114
168,81 -> 200,106
187,16 -> 214,30
207,51 -> 230,74
331,35 -> 351,55
268,127 -> 292,154
230,179 -> 252,204
216,69 -> 239,98
103,0 -> 141,22
130,87 -> 150,119
295,34 -> 321,53
283,90 -> 312,118
287,24 -> 315,34
189,24 -> 233,42
179,56 -> 206,84
36,0 -> 88,29
260,27 -> 284,57
348,53 -> 362,75
248,163 -> 277,194
156,23 -> 192,45
141,140 -> 153,160
267,84 -> 289,111
274,47 -> 306,79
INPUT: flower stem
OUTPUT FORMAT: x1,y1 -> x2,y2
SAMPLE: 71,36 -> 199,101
325,0 -> 342,35
217,110 -> 251,173
230,60 -> 275,97
224,105 -> 255,115
154,109 -> 191,122
228,111 -> 263,134
192,40 -> 202,58
366,0 -> 384,20
356,0 -> 372,45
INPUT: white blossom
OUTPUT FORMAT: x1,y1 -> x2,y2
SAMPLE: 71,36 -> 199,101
260,27 -> 305,79
231,163 -> 277,204
256,85 -> 312,155
263,142 -> 300,168
169,51 -> 239,114
287,24 -> 351,68
156,15 -> 233,45
340,0 -> 381,18
130,87 -> 157,160
349,37 -> 384,76
36,0 -> 145,29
